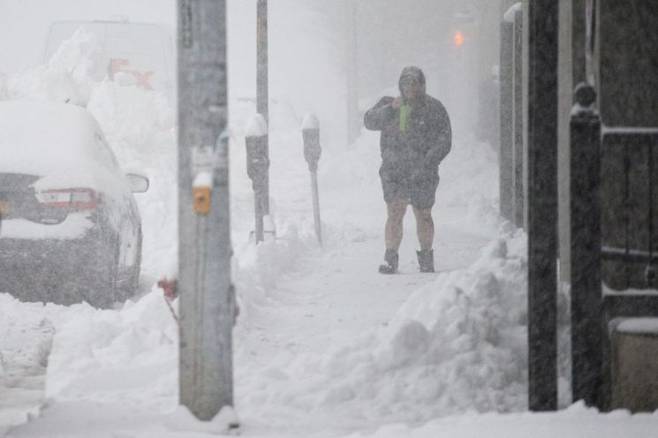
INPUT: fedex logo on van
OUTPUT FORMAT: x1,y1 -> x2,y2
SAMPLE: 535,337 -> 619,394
109,58 -> 154,90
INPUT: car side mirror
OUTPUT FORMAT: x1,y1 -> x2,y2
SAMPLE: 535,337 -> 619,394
126,173 -> 150,193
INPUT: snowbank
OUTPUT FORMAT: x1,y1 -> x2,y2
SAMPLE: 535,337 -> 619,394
44,287 -> 178,409
234,228 -> 528,429
7,29 -> 103,105
0,295 -> 69,432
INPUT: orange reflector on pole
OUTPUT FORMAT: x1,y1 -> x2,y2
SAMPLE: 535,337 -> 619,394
454,30 -> 465,47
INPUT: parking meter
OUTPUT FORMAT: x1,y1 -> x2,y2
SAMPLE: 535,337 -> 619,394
302,114 -> 321,172
245,135 -> 269,186
301,114 -> 322,245
245,114 -> 269,188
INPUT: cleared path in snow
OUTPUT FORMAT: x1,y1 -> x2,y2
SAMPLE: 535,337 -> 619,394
242,215 -> 490,359
234,204 -> 493,435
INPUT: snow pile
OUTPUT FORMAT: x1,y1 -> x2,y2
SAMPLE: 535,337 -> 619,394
0,295 -> 70,432
7,28 -> 104,105
233,225 -> 315,322
236,228 -> 528,428
370,233 -> 528,415
44,288 -> 177,410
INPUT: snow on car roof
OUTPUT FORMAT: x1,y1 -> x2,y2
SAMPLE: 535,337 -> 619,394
0,100 -> 112,177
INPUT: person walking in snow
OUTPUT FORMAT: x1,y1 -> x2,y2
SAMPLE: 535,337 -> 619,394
364,66 -> 452,274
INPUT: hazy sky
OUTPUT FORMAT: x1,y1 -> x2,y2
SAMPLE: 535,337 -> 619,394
0,0 -> 175,74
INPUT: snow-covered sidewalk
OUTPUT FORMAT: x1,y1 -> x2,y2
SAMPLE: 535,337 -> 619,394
233,208 -> 495,435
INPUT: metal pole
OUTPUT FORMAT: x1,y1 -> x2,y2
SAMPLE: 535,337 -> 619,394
257,0 -> 270,215
527,0 -> 559,412
512,9 -> 524,229
245,114 -> 269,243
499,19 -> 514,221
310,171 -> 322,245
178,0 -> 235,421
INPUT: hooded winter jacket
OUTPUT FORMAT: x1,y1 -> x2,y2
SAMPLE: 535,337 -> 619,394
364,66 -> 452,208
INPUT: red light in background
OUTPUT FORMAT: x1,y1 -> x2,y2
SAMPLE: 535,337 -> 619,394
454,31 -> 465,47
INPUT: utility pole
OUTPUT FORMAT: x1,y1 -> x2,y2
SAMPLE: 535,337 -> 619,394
178,0 -> 235,422
257,0 -> 270,215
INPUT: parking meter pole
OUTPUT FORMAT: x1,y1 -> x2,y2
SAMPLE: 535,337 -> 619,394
302,114 -> 322,245
178,0 -> 236,423
257,0 -> 268,123
310,171 -> 322,245
254,188 -> 264,243
257,0 -> 270,215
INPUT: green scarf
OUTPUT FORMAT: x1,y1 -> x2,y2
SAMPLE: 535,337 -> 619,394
399,104 -> 411,133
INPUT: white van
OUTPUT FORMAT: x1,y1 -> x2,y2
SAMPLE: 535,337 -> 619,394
43,20 -> 174,98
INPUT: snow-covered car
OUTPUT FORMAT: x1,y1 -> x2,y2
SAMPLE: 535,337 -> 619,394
0,101 -> 148,308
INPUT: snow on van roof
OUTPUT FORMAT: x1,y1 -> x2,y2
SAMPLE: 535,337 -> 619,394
0,100 -> 109,176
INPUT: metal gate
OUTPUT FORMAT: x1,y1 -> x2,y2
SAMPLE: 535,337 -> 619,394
570,0 -> 658,409
601,132 -> 658,291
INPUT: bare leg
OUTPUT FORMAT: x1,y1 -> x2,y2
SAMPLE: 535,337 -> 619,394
385,199 -> 408,250
412,206 -> 434,251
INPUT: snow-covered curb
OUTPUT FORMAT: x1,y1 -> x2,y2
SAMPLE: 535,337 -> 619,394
341,402 -> 658,438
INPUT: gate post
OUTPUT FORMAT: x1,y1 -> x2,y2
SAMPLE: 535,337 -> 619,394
569,83 -> 603,407
527,0 -> 559,412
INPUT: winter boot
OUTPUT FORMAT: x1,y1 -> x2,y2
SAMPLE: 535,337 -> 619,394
417,249 -> 435,273
378,249 -> 399,274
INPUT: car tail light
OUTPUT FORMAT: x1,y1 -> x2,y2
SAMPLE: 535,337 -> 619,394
35,188 -> 98,212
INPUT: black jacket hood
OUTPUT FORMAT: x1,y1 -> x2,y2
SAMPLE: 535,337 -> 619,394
398,66 -> 427,97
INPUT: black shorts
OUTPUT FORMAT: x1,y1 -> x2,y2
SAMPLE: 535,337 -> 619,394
379,167 -> 439,209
